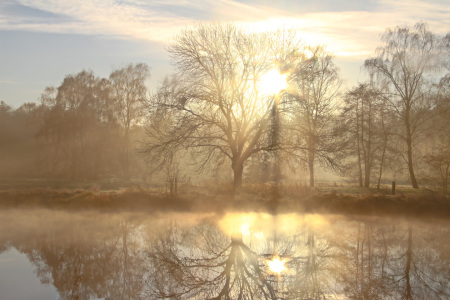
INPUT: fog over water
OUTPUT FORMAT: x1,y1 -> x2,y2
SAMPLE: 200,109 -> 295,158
1,209 -> 449,299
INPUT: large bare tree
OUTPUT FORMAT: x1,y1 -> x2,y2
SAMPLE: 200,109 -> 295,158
365,23 -> 445,189
142,24 -> 302,189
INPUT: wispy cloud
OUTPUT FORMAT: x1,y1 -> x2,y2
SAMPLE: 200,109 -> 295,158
0,79 -> 18,85
241,0 -> 450,58
1,0 -> 449,59
0,0 -> 281,42
378,0 -> 450,32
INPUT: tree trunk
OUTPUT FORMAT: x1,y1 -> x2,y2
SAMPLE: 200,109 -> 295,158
356,103 -> 363,187
364,163 -> 371,188
357,146 -> 363,187
364,105 -> 372,188
123,127 -> 130,180
406,138 -> 419,189
232,161 -> 244,190
309,158 -> 315,187
377,131 -> 388,189
361,100 -> 370,188
308,147 -> 315,187
405,112 -> 419,189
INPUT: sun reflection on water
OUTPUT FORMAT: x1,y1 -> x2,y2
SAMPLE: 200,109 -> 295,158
267,256 -> 286,274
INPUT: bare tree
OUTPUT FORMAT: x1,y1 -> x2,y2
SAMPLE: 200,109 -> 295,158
142,24 -> 302,190
365,23 -> 445,189
422,84 -> 450,193
287,46 -> 343,187
423,151 -> 450,193
110,63 -> 150,179
342,83 -> 395,188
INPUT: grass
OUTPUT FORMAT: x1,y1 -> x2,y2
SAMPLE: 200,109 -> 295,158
0,177 -> 144,191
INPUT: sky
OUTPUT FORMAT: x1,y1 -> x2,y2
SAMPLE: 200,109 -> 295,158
0,0 -> 449,107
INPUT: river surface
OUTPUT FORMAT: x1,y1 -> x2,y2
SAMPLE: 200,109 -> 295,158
0,209 -> 449,299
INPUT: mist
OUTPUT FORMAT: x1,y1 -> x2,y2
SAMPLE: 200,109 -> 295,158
1,22 -> 449,299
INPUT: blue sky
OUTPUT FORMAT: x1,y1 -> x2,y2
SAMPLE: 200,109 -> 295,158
1,0 -> 449,107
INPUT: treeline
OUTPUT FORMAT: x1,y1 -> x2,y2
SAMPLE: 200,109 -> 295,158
142,23 -> 450,192
0,64 -> 150,182
1,23 -> 449,191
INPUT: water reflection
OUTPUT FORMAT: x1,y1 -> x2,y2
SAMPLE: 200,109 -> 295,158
146,219 -> 278,299
0,210 -> 449,299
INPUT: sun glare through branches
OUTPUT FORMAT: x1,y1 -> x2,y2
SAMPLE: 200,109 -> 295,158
259,69 -> 288,97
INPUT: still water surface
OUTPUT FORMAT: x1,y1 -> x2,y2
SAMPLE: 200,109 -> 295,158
0,209 -> 449,299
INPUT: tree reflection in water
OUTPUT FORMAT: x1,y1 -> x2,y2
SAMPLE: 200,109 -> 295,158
144,219 -> 278,299
339,218 -> 450,300
0,210 -> 449,299
0,210 -> 148,300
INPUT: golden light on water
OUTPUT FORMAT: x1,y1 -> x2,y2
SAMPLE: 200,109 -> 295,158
260,69 -> 288,96
240,223 -> 251,236
218,213 -> 331,240
267,256 -> 286,274
218,213 -> 271,238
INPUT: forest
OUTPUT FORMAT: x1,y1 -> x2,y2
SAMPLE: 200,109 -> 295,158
1,22 -> 449,194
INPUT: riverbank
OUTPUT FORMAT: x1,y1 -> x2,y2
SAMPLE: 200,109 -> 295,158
0,186 -> 448,218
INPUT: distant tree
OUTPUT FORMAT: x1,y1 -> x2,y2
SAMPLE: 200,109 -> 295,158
142,24 -> 302,190
342,83 -> 396,188
38,70 -> 117,179
443,33 -> 450,72
0,100 -> 12,114
365,23 -> 446,189
0,101 -> 13,134
422,80 -> 450,193
423,151 -> 450,193
0,101 -> 43,177
110,63 -> 150,179
0,101 -> 15,174
287,46 -> 344,187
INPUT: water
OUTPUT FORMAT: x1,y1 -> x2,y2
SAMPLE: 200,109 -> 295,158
0,209 -> 449,299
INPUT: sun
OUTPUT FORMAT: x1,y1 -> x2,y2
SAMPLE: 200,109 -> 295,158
267,256 -> 286,274
259,69 -> 288,96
